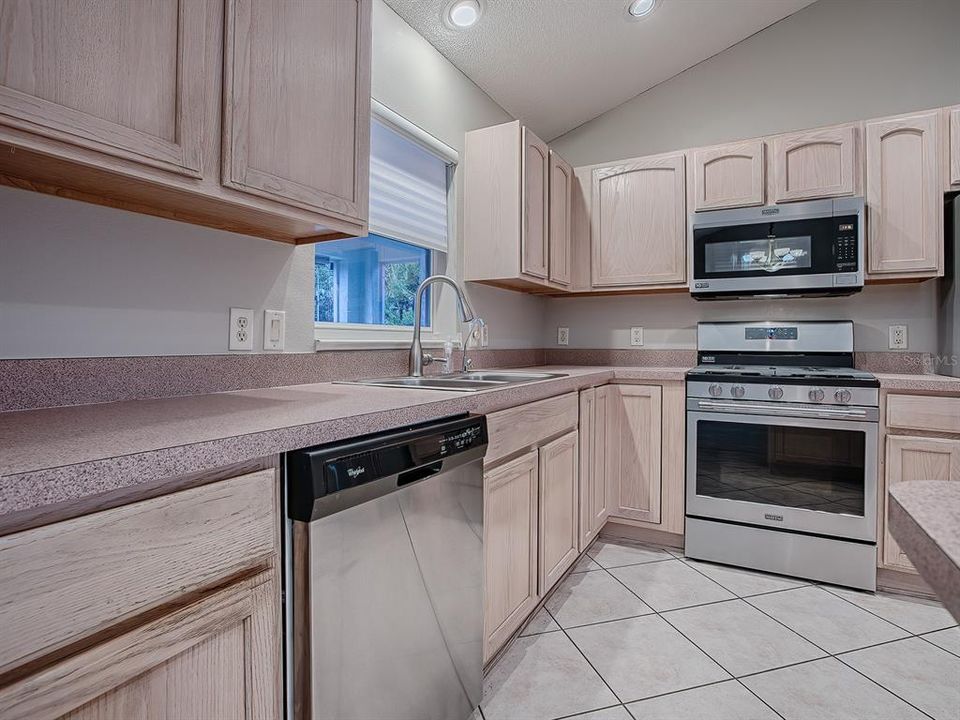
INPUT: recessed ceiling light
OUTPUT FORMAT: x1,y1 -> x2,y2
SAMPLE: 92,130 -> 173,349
627,0 -> 658,19
446,0 -> 481,28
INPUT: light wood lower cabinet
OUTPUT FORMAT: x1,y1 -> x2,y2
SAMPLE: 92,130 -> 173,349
0,572 -> 279,720
883,435 -> 960,571
483,449 -> 540,663
539,430 -> 579,591
866,110 -> 943,278
605,385 -> 663,524
578,387 -> 609,550
0,469 -> 282,719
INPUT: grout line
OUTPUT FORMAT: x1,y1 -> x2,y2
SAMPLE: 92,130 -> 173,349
477,704 -> 487,720
549,701 -> 626,720
916,630 -> 960,660
819,583 -> 958,637
557,621 -> 625,706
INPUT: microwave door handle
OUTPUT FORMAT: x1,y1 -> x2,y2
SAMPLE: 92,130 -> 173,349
696,400 -> 869,420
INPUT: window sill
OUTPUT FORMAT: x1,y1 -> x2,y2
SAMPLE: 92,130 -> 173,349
314,326 -> 456,352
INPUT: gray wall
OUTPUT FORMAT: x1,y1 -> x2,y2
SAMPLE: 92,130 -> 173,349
547,0 -> 959,354
0,0 -> 544,359
552,0 -> 960,165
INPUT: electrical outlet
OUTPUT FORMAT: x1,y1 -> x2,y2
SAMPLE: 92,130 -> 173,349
480,324 -> 489,347
229,308 -> 254,351
263,310 -> 285,351
889,324 -> 908,350
630,326 -> 644,346
557,327 -> 569,346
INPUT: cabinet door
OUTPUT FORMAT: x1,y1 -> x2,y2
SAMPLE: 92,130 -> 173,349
773,125 -> 858,202
605,385 -> 662,524
548,150 -> 573,286
483,449 -> 539,662
0,0 -> 205,177
579,388 -> 610,551
693,140 -> 765,210
539,431 -> 579,592
223,0 -> 371,222
883,436 -> 960,571
866,111 -> 942,277
522,127 -> 550,279
0,573 -> 280,720
591,153 -> 686,287
949,106 -> 960,188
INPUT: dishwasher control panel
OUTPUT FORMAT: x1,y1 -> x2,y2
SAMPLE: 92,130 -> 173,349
286,414 -> 488,522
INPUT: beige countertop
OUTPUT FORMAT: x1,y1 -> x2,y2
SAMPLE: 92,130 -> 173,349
889,482 -> 960,622
875,373 -> 960,393
0,365 -> 688,533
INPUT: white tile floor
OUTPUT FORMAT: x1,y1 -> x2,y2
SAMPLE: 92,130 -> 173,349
481,538 -> 960,720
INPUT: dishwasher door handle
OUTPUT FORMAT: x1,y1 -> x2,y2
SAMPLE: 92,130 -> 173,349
398,460 -> 443,487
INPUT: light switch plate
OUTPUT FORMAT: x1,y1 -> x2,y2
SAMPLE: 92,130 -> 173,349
263,310 -> 285,351
557,327 -> 569,346
888,324 -> 907,350
630,327 -> 644,346
229,308 -> 254,351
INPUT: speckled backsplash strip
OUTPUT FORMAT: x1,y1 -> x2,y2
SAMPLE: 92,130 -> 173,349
544,348 -> 698,367
853,352 -> 933,374
0,348 -> 546,411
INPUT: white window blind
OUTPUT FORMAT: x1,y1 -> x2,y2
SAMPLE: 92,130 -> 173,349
368,117 -> 451,253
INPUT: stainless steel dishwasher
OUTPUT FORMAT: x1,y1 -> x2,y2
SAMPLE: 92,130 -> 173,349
283,414 -> 488,720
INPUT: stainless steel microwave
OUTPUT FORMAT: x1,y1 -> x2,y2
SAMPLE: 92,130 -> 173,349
689,197 -> 865,300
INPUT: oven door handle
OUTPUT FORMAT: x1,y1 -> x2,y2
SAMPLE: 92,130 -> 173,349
695,400 -> 872,420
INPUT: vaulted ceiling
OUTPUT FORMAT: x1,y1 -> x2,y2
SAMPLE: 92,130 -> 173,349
384,0 -> 816,141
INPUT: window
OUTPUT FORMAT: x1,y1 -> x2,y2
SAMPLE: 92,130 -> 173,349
315,106 -> 456,343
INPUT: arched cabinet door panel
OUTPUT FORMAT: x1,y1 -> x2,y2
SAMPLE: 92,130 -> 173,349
773,125 -> 859,202
692,140 -> 764,210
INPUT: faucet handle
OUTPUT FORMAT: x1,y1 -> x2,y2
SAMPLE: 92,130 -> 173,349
463,357 -> 473,371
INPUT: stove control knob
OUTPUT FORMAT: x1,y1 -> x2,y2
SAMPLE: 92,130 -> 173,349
768,386 -> 784,400
731,385 -> 746,399
835,388 -> 852,404
808,387 -> 825,402
708,383 -> 723,397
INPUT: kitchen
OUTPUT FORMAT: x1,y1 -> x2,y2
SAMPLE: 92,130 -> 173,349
1,0 -> 959,719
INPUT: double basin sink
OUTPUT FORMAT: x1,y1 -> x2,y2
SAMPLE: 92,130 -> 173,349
346,371 -> 568,392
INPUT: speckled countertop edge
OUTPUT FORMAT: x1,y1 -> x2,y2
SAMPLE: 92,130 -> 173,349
875,373 -> 960,393
889,482 -> 960,622
0,366 -> 689,527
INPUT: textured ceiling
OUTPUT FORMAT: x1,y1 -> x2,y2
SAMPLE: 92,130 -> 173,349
384,0 -> 816,141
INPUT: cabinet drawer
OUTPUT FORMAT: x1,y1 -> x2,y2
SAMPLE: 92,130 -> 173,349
0,470 -> 277,675
486,392 -> 579,466
886,394 -> 960,434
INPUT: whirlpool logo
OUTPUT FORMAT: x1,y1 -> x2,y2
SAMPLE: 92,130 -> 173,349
347,466 -> 366,479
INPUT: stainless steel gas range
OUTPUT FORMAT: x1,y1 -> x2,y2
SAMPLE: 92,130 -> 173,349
684,321 -> 880,590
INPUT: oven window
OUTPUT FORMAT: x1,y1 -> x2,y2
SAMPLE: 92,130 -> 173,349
696,420 -> 865,516
703,235 -> 813,274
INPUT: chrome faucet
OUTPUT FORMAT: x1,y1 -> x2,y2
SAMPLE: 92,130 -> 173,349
409,275 -> 482,377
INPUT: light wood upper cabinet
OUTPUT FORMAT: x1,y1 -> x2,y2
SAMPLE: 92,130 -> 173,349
0,573 -> 280,720
693,140 -> 765,210
539,430 -> 579,591
483,449 -> 539,663
522,127 -> 550,279
0,0 -> 206,177
549,150 -> 574,286
579,387 -> 610,551
883,435 -> 960,571
605,385 -> 663,524
223,0 -> 370,222
866,110 -> 943,277
949,105 -> 960,188
591,153 -> 687,287
464,121 -> 570,292
772,125 -> 859,203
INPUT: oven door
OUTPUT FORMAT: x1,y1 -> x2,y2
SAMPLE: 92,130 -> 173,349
686,398 -> 878,542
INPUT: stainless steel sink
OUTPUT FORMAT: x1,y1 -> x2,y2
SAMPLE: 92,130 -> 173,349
342,371 -> 567,393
